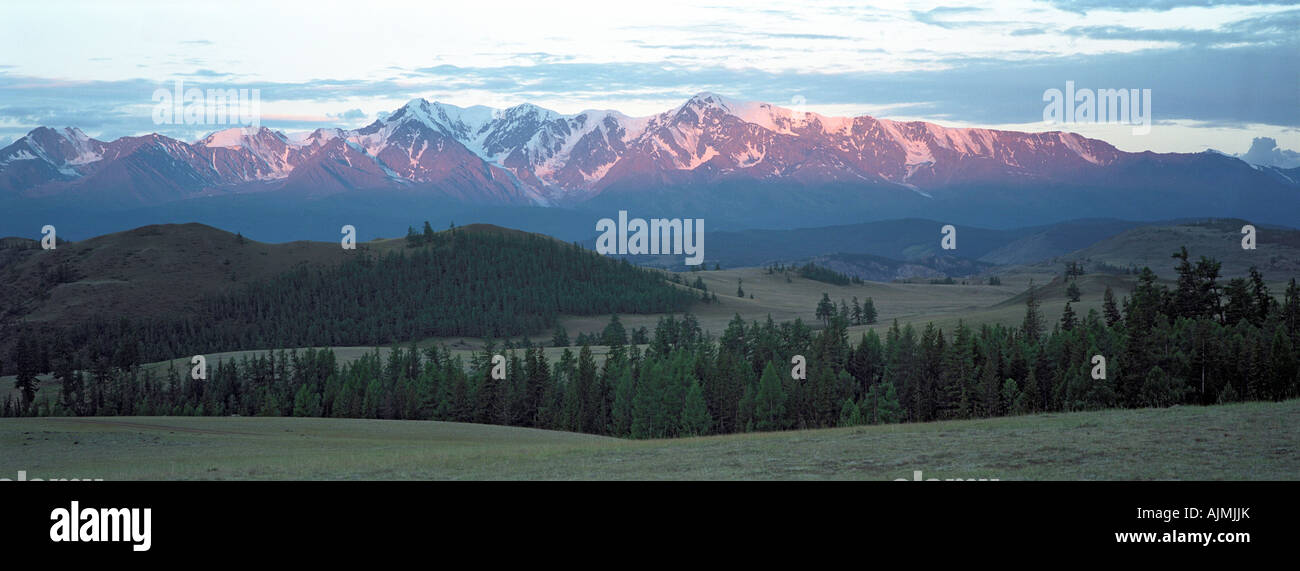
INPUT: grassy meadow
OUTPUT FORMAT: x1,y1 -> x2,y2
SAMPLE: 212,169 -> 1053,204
2,399 -> 1295,480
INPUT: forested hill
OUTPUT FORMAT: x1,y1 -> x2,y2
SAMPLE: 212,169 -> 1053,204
0,222 -> 350,324
206,225 -> 695,344
1,223 -> 695,373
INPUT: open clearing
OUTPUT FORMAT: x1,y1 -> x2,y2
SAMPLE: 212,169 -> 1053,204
2,400 -> 1295,480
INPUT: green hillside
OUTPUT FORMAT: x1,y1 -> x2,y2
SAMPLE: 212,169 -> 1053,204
1,223 -> 694,370
2,399 -> 1294,480
0,223 -> 352,324
1052,219 -> 1300,278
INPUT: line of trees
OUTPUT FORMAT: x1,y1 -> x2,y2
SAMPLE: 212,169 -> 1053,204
766,262 -> 864,285
5,249 -> 1299,438
816,293 -> 876,327
798,262 -> 864,285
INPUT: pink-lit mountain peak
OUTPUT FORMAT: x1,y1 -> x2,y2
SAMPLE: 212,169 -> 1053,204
0,93 -> 1238,208
196,126 -> 288,149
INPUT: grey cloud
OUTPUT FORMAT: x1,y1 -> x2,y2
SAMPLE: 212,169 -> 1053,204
185,69 -> 232,78
633,42 -> 772,51
1065,8 -> 1300,46
755,32 -> 854,40
510,52 -> 577,64
1045,0 -> 1285,13
1239,136 -> 1300,168
0,35 -> 1295,143
911,6 -> 986,29
329,108 -> 368,122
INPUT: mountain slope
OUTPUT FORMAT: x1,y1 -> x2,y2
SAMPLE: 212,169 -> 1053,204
615,218 -> 1142,269
1,221 -> 696,367
1049,219 -> 1300,278
977,219 -> 1150,265
2,93 -> 1297,230
807,252 -> 995,281
0,223 -> 353,324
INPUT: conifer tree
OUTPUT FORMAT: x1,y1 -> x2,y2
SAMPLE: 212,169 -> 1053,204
1103,286 -> 1122,328
576,344 -> 600,433
611,368 -> 635,436
602,315 -> 627,348
1061,302 -> 1078,331
938,322 -> 975,419
523,345 -> 551,426
1282,278 -> 1300,344
1268,326 -> 1297,401
680,378 -> 712,436
1249,267 -> 1272,325
11,335 -> 39,410
1140,365 -> 1183,408
1000,378 -> 1019,415
872,381 -> 902,424
754,362 -> 787,431
54,357 -> 79,414
1022,281 -> 1045,344
816,293 -> 835,326
837,398 -> 862,427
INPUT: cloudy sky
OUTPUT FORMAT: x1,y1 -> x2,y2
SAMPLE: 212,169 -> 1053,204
0,0 -> 1296,160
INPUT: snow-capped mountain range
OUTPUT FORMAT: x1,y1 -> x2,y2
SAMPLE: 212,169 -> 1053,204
2,93 -> 1297,224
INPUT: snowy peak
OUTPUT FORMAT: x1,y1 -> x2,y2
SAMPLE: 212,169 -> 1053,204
0,128 -> 101,191
0,93 -> 1237,208
672,93 -> 826,134
426,102 -> 496,141
286,127 -> 345,148
277,136 -> 405,195
387,98 -> 436,127
193,126 -> 302,181
335,93 -> 1138,198
375,98 -> 495,139
196,126 -> 288,149
500,102 -> 560,121
477,103 -> 568,161
681,92 -> 736,112
12,126 -> 106,171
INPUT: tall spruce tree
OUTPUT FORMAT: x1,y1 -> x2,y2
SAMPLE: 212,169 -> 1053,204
1061,302 -> 1078,331
1103,286 -> 1122,328
1022,281 -> 1045,344
816,293 -> 836,326
754,362 -> 787,431
680,378 -> 712,436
